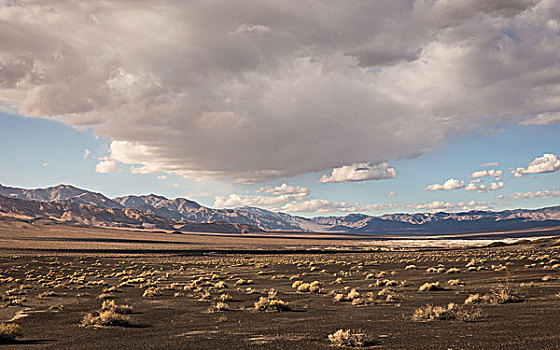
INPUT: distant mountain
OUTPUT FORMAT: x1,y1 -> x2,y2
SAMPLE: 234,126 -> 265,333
0,183 -> 559,235
0,184 -> 123,209
0,195 -> 261,234
113,195 -> 308,231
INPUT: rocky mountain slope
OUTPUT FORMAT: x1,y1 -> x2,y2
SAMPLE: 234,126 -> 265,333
0,194 -> 261,234
1,183 -> 559,235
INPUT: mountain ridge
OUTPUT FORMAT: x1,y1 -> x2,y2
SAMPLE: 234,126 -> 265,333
1,183 -> 559,235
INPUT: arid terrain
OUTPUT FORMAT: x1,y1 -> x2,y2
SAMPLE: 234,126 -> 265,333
0,222 -> 559,349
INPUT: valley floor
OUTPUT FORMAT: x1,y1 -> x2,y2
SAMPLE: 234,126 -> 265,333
0,222 -> 559,349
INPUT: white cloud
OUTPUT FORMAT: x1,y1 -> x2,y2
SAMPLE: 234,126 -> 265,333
319,162 -> 396,183
520,112 -> 560,126
214,192 -> 397,213
156,175 -> 167,180
282,200 -> 399,213
468,169 -> 503,178
1,1 -> 559,182
481,162 -> 499,167
497,189 -> 560,199
187,192 -> 212,198
42,162 -> 49,168
465,181 -> 504,193
95,157 -> 117,174
231,23 -> 270,35
388,191 -> 396,197
424,178 -> 465,191
406,200 -> 491,212
511,153 -> 560,177
83,149 -> 90,159
257,183 -> 309,196
213,193 -> 305,211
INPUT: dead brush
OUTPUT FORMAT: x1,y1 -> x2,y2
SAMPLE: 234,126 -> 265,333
254,296 -> 292,312
418,281 -> 445,292
328,329 -> 373,347
207,301 -> 231,313
101,300 -> 133,314
412,303 -> 481,322
0,323 -> 22,343
80,310 -> 132,327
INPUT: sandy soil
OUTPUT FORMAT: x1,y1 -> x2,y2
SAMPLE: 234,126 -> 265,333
0,222 -> 559,349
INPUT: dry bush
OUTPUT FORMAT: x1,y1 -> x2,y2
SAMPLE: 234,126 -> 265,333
464,285 -> 522,305
254,297 -> 291,312
447,279 -> 465,286
412,303 -> 481,322
347,288 -> 360,300
328,329 -> 370,347
234,279 -> 253,286
142,287 -> 162,298
101,300 -> 133,314
80,310 -> 132,327
208,301 -> 231,313
294,281 -> 322,293
418,281 -> 444,292
0,323 -> 22,343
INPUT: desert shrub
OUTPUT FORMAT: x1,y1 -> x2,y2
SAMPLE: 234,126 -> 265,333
234,279 -> 253,286
295,281 -> 322,293
347,288 -> 360,299
101,300 -> 133,314
405,265 -> 417,270
328,329 -> 369,347
80,310 -> 132,327
0,323 -> 22,343
418,281 -> 444,292
38,291 -> 58,298
447,279 -> 465,286
446,268 -> 460,274
208,301 -> 231,312
412,303 -> 481,322
142,287 -> 162,298
254,297 -> 291,312
464,294 -> 482,305
487,285 -> 522,304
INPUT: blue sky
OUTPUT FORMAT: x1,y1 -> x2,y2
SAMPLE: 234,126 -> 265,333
1,1 -> 559,217
1,112 -> 558,217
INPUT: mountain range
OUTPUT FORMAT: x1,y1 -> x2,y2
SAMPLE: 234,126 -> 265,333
1,183 -> 559,235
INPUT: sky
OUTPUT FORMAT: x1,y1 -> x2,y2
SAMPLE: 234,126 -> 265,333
0,0 -> 559,217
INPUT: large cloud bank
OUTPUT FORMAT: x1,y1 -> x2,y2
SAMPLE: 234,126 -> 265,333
1,0 -> 559,182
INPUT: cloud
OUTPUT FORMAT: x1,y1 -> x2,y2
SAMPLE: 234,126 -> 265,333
468,169 -> 503,178
95,157 -> 117,174
481,162 -> 499,167
511,153 -> 560,177
424,178 -> 465,191
213,192 -> 397,213
406,200 -> 491,212
257,183 -> 309,196
187,192 -> 212,198
465,181 -> 504,193
519,112 -> 560,126
282,200 -> 399,213
231,23 -> 270,36
156,175 -> 167,180
42,162 -> 49,168
213,193 -> 307,211
388,191 -> 397,197
497,189 -> 560,199
1,1 -> 558,182
319,162 -> 396,183
83,149 -> 90,159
